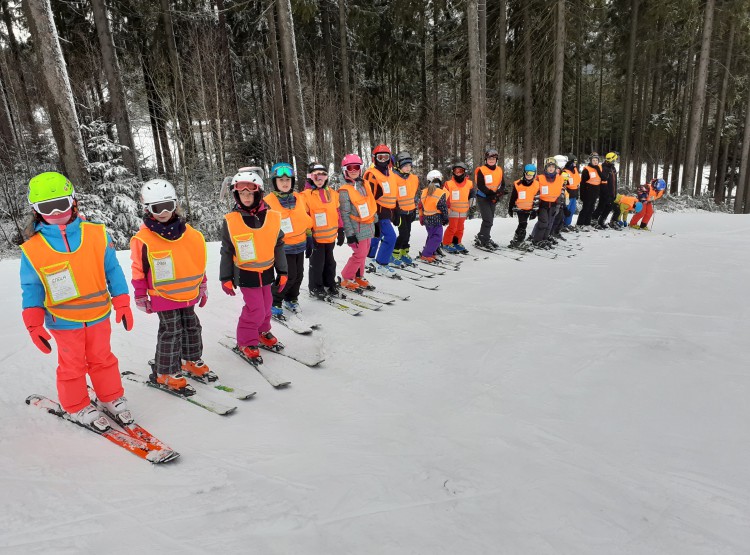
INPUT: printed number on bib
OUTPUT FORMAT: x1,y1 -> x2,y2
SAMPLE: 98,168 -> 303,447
314,212 -> 328,228
280,217 -> 294,234
357,203 -> 370,219
43,263 -> 79,303
541,186 -> 549,195
519,191 -> 527,200
398,185 -> 407,197
485,175 -> 493,184
452,190 -> 460,200
382,181 -> 391,194
152,252 -> 175,283
236,235 -> 257,262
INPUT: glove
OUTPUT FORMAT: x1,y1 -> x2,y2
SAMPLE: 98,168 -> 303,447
274,274 -> 288,293
112,294 -> 133,331
305,236 -> 314,258
134,293 -> 152,314
336,228 -> 345,246
198,281 -> 208,308
374,222 -> 381,238
222,280 -> 236,296
347,235 -> 358,245
22,307 -> 52,354
508,209 -> 515,218
529,210 -> 538,221
442,218 -> 449,226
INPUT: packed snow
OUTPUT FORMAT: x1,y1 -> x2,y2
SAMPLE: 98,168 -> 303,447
0,212 -> 748,554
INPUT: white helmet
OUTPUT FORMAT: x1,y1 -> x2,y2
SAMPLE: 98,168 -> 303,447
553,155 -> 568,169
426,169 -> 443,183
141,179 -> 176,205
231,170 -> 264,191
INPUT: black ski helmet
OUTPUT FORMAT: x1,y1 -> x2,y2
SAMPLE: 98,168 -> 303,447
396,151 -> 413,168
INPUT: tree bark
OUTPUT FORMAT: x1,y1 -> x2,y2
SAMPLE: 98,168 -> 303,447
734,86 -> 750,213
2,0 -> 37,137
214,0 -> 243,140
496,0 -> 507,159
276,0 -> 308,163
478,0 -> 487,146
522,1 -> 533,162
23,0 -> 90,189
0,66 -> 16,165
321,0 -> 344,161
620,0 -> 639,184
90,0 -> 138,176
550,0 -> 565,153
266,1 -> 291,160
683,0 -> 715,196
467,0 -> 483,167
709,18 -> 734,199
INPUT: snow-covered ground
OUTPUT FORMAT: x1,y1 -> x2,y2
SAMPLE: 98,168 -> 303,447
0,212 -> 748,554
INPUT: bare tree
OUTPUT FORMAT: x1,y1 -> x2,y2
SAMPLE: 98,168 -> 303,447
22,0 -> 90,189
620,0 -> 639,184
550,0 -> 565,153
338,0 -> 352,152
467,0 -> 482,167
734,86 -> 750,213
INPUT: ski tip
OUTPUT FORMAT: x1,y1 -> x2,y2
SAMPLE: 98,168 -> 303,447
273,382 -> 292,389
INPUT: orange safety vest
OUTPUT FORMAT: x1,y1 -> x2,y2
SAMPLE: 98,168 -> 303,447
395,173 -> 419,211
364,167 -> 397,209
514,179 -> 540,210
618,195 -> 637,210
537,174 -> 564,202
566,167 -> 581,190
133,225 -> 206,302
20,222 -> 112,323
263,192 -> 312,247
444,178 -> 473,217
339,182 -> 377,224
420,187 -> 447,217
648,184 -> 664,201
475,165 -> 504,193
303,187 -> 340,243
225,210 -> 281,272
585,165 -> 601,185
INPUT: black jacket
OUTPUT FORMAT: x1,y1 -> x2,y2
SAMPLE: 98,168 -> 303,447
599,162 -> 618,198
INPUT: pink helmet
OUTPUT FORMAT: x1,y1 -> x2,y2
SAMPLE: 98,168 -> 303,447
341,153 -> 364,176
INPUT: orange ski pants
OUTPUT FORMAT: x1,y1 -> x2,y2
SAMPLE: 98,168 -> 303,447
443,217 -> 466,245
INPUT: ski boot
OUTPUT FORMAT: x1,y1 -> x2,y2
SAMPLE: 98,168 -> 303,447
434,246 -> 446,258
309,287 -> 328,300
455,243 -> 468,254
182,359 -> 213,379
419,254 -> 436,263
553,233 -> 567,242
283,299 -> 300,313
375,263 -> 397,276
400,249 -> 413,265
259,331 -> 279,349
326,284 -> 344,297
271,305 -> 284,318
340,278 -> 360,291
389,252 -> 405,268
100,396 -> 134,426
442,243 -> 457,254
155,373 -> 189,390
69,404 -> 109,431
238,344 -> 262,364
355,276 -> 374,290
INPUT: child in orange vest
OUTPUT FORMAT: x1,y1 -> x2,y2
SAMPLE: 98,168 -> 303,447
418,170 -> 449,262
220,170 -> 288,362
130,179 -> 209,392
20,172 -> 133,430
442,162 -> 474,253
630,178 -> 666,229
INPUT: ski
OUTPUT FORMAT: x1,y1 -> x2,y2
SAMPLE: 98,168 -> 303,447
122,371 -> 237,415
218,338 -> 293,386
415,260 -> 457,272
88,394 -> 180,460
338,292 -> 382,311
359,287 -> 410,301
409,281 -> 440,291
474,244 -> 523,261
365,261 -> 406,280
336,279 -> 395,305
529,248 -> 558,259
26,394 -> 177,464
142,361 -> 256,401
272,312 -> 314,334
306,289 -> 363,315
257,341 -> 325,368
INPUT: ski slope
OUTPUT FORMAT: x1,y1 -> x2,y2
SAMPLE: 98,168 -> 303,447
0,212 -> 748,554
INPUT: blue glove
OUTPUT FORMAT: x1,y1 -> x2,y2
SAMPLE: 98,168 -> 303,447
305,236 -> 314,258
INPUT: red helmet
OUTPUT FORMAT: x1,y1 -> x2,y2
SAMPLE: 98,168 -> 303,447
372,144 -> 391,158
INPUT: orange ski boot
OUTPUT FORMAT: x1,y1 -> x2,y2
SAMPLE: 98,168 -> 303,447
340,278 -> 360,291
155,373 -> 188,390
354,276 -> 372,289
259,331 -> 278,348
181,359 -> 211,378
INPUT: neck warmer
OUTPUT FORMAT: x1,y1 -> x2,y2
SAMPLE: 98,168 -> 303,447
144,214 -> 186,239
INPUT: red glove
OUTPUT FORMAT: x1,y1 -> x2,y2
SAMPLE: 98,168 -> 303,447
112,294 -> 133,331
198,281 -> 208,307
22,307 -> 52,354
222,281 -> 236,296
275,275 -> 288,293
133,289 -> 152,314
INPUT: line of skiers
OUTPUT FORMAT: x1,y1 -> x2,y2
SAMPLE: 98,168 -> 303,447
18,149 -> 666,429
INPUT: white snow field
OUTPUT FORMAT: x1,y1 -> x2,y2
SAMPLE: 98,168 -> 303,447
0,212 -> 748,554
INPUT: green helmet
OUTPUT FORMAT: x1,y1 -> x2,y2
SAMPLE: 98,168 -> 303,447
28,172 -> 75,204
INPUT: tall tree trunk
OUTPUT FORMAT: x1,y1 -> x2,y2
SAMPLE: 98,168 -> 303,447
266,1 -> 291,160
478,0 -> 487,146
671,44 -> 694,194
276,0 -> 308,163
496,0 -> 507,160
683,0 -> 715,196
709,18 -> 734,199
0,67 -> 15,165
467,0 -> 482,167
1,0 -> 37,137
338,0 -> 352,152
621,0 -> 639,184
550,0 -> 565,153
23,0 -> 90,189
214,0 -> 243,140
321,1 -> 344,161
522,1 -> 533,162
734,87 -> 750,213
90,0 -> 138,176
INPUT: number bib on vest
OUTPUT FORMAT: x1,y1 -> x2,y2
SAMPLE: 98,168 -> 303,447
281,217 -> 294,234
382,181 -> 391,194
485,175 -> 493,184
519,191 -> 527,200
315,212 -> 328,227
398,185 -> 407,197
452,190 -> 460,200
541,186 -> 549,195
151,252 -> 176,283
43,263 -> 79,303
236,235 -> 257,262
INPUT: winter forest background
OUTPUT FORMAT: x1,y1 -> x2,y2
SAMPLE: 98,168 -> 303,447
0,0 -> 748,252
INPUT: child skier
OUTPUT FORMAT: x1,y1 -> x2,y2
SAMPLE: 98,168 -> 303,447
20,172 -> 133,430
530,157 -> 564,248
264,163 -> 312,314
338,153 -> 378,290
392,151 -> 420,266
220,170 -> 287,363
507,164 -> 540,250
302,163 -> 344,298
442,161 -> 474,253
609,194 -> 643,226
418,170 -> 449,262
562,154 -> 581,231
629,178 -> 666,229
474,148 -> 506,249
130,179 -> 208,392
363,144 -> 398,275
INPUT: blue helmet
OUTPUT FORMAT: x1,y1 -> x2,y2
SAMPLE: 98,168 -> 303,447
634,202 -> 643,213
523,164 -> 537,174
654,178 -> 667,192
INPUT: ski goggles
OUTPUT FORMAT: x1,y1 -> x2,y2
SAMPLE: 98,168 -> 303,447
524,170 -> 536,179
32,196 -> 73,216
375,153 -> 391,163
345,164 -> 361,172
147,199 -> 177,215
272,164 -> 294,178
234,181 -> 260,192
311,170 -> 328,179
